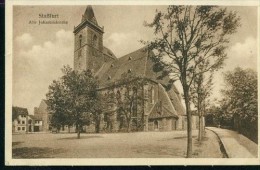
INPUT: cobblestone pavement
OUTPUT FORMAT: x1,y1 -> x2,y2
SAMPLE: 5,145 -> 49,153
206,127 -> 258,158
12,129 -> 223,158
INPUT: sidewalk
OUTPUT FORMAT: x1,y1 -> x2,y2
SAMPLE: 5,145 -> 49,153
206,127 -> 258,158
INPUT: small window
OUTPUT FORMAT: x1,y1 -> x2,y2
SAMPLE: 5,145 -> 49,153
18,127 -> 20,131
22,127 -> 25,130
22,121 -> 25,124
18,120 -> 20,124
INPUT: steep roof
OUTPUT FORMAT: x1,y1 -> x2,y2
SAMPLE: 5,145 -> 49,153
12,106 -> 28,116
148,84 -> 179,119
82,5 -> 98,25
12,106 -> 29,120
166,88 -> 186,116
96,47 -> 175,88
84,6 -> 95,20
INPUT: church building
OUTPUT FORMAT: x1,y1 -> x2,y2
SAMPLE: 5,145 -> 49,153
73,6 -> 199,132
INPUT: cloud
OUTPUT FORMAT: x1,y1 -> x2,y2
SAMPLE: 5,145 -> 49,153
225,36 -> 257,70
15,33 -> 33,47
13,30 -> 74,114
211,36 -> 257,101
104,32 -> 143,57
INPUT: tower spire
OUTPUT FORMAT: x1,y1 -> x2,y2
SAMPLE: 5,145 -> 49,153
82,5 -> 98,25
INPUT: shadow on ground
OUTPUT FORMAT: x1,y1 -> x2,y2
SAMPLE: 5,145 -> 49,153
159,135 -> 197,141
132,145 -> 185,157
58,135 -> 103,140
12,142 -> 24,147
12,147 -> 65,158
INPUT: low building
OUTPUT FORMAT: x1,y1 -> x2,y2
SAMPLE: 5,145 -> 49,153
28,115 -> 43,132
12,106 -> 29,133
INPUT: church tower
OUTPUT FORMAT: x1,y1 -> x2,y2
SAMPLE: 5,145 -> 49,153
73,6 -> 105,72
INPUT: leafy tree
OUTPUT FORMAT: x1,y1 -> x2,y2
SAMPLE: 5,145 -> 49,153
221,67 -> 257,122
112,72 -> 147,132
46,66 -> 99,138
143,6 -> 240,157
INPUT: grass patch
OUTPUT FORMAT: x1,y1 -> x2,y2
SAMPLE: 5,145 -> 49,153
12,147 -> 65,158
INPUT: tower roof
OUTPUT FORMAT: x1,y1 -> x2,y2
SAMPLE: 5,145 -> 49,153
74,5 -> 103,34
82,5 -> 98,25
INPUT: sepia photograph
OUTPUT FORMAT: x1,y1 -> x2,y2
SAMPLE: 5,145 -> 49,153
5,1 -> 259,165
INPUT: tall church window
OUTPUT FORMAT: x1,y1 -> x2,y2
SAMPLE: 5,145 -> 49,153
132,87 -> 138,117
92,34 -> 97,47
79,35 -> 82,47
148,86 -> 154,104
144,85 -> 148,99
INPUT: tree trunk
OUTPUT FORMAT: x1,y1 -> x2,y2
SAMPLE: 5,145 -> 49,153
68,125 -> 70,133
95,115 -> 100,133
77,124 -> 80,139
198,115 -> 203,141
197,98 -> 202,141
127,118 -> 131,132
184,88 -> 193,158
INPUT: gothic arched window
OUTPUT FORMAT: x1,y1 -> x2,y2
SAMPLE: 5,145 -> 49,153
132,87 -> 138,117
92,34 -> 97,47
79,35 -> 82,47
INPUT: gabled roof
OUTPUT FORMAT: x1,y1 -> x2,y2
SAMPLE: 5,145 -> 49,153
12,106 -> 29,120
148,84 -> 179,119
149,102 -> 178,119
12,106 -> 28,115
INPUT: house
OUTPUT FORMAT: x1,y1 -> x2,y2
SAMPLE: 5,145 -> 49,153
70,6 -> 200,132
28,115 -> 43,132
12,106 -> 29,133
34,100 -> 51,131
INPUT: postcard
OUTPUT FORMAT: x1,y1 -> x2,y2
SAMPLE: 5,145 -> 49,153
5,0 -> 260,165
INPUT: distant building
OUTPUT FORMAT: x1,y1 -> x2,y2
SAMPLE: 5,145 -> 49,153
12,106 -> 29,133
34,100 -> 51,131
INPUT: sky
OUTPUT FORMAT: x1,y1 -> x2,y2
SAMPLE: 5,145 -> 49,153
13,5 -> 258,114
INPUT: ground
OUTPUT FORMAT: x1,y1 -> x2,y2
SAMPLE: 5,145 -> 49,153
12,129 -> 224,158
